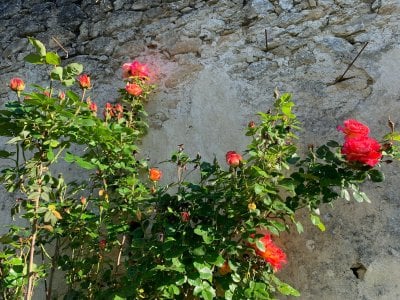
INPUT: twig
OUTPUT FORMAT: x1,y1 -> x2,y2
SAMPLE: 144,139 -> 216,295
265,29 -> 268,50
51,36 -> 69,59
331,42 -> 369,85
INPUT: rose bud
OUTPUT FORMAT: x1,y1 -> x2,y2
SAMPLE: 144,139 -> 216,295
9,77 -> 25,92
181,211 -> 190,222
225,151 -> 243,167
78,74 -> 91,89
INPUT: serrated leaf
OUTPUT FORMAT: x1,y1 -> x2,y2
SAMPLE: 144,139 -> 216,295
51,66 -> 63,81
277,283 -> 300,296
310,214 -> 325,232
24,53 -> 44,64
28,37 -> 46,57
0,150 -> 14,158
65,63 -> 83,76
193,262 -> 213,281
369,169 -> 385,182
66,90 -> 80,102
45,52 -> 61,65
47,148 -> 55,161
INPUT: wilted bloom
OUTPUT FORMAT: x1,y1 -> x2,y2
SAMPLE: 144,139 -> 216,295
149,168 -> 162,181
9,77 -> 25,92
337,119 -> 369,138
341,136 -> 382,167
248,121 -> 256,128
125,82 -> 143,96
226,151 -> 242,167
181,211 -> 190,222
114,103 -> 124,120
218,261 -> 231,275
78,74 -> 91,89
122,61 -> 149,79
249,233 -> 287,272
99,239 -> 107,250
248,202 -> 257,211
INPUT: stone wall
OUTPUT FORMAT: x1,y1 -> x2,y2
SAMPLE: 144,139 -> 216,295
1,0 -> 400,299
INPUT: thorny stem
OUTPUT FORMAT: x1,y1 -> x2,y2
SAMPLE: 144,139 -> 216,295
46,237 -> 60,300
26,163 -> 44,300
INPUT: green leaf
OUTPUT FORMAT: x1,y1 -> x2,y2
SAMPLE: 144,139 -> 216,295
369,169 -> 385,182
310,214 -> 325,232
51,66 -> 64,81
254,183 -> 263,195
193,281 -> 216,300
28,37 -> 46,57
66,90 -> 80,102
62,78 -> 75,87
193,262 -> 213,281
326,140 -> 340,147
65,63 -> 83,76
24,53 -> 44,64
45,52 -> 61,65
0,150 -> 14,158
341,189 -> 350,201
277,282 -> 300,296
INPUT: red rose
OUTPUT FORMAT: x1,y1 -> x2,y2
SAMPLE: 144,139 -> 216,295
337,119 -> 369,138
78,74 -> 91,89
125,83 -> 143,96
9,77 -> 25,92
225,151 -> 242,167
341,136 -> 382,167
149,168 -> 162,181
249,233 -> 287,272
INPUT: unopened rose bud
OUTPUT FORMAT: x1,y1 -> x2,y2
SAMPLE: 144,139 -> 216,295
80,196 -> 87,205
9,77 -> 25,92
248,121 -> 255,128
78,74 -> 91,89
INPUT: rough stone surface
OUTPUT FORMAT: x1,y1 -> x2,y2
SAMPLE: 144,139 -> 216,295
1,0 -> 400,299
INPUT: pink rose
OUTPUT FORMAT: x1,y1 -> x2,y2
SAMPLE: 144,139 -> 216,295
337,119 -> 369,138
122,61 -> 149,79
341,136 -> 382,167
226,151 -> 243,167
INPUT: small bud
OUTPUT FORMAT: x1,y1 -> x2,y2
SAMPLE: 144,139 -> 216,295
248,121 -> 255,128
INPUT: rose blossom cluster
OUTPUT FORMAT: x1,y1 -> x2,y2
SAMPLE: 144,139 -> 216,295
338,119 -> 382,167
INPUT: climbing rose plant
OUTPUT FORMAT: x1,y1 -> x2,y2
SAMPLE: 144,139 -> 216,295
0,38 -> 400,300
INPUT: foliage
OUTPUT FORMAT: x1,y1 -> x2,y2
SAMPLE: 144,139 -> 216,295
0,38 -> 398,299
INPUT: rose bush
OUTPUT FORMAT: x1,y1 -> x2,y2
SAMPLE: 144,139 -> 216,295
1,38 -> 400,300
